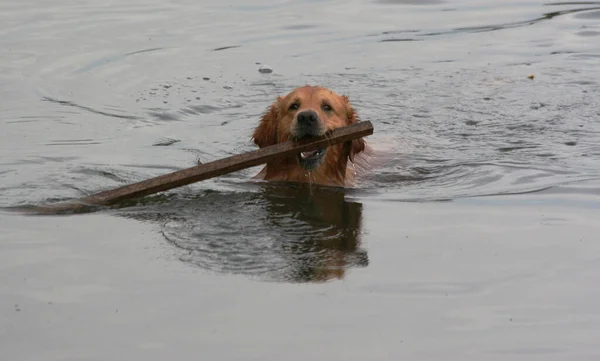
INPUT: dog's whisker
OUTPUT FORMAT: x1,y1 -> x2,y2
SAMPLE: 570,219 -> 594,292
324,132 -> 334,147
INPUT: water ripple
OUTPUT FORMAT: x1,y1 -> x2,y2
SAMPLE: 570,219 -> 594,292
117,185 -> 369,283
41,97 -> 142,120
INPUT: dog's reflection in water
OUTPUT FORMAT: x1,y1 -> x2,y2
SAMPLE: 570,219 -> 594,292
260,182 -> 368,282
118,182 -> 368,283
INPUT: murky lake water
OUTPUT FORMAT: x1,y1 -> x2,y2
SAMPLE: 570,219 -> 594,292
2,0 -> 600,360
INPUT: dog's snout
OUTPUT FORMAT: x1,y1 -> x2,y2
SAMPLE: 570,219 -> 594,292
297,110 -> 319,127
293,109 -> 325,138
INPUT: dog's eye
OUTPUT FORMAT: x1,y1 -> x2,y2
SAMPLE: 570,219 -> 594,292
322,104 -> 333,112
289,103 -> 299,111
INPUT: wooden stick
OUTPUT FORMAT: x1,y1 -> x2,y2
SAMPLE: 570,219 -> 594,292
29,121 -> 373,213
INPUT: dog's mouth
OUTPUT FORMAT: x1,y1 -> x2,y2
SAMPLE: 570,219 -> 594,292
298,148 -> 327,170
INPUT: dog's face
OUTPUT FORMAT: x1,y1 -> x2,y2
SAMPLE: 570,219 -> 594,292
253,86 -> 365,180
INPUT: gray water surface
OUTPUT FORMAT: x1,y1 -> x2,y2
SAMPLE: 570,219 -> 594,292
2,1 -> 600,360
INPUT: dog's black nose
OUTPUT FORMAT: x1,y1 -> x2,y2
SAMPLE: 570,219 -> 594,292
297,110 -> 319,128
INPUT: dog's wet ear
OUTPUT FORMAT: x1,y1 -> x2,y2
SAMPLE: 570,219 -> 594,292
342,95 -> 366,162
252,96 -> 282,148
342,95 -> 359,125
350,138 -> 366,163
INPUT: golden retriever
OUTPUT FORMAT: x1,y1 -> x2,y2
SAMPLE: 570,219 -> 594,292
252,85 -> 368,187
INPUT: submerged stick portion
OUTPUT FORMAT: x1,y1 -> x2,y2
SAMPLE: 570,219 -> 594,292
35,121 -> 374,212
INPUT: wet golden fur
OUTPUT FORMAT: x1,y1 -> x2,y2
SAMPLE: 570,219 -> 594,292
252,86 -> 368,187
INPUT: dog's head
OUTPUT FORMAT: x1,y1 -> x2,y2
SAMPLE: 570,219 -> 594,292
252,85 -> 365,172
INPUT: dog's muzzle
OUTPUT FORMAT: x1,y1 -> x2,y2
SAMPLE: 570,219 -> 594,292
294,110 -> 325,138
292,110 -> 328,170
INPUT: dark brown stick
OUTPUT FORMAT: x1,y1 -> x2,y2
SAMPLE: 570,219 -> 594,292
31,121 -> 373,213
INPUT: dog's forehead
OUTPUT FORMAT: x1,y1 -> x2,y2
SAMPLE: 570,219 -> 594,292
285,86 -> 343,104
